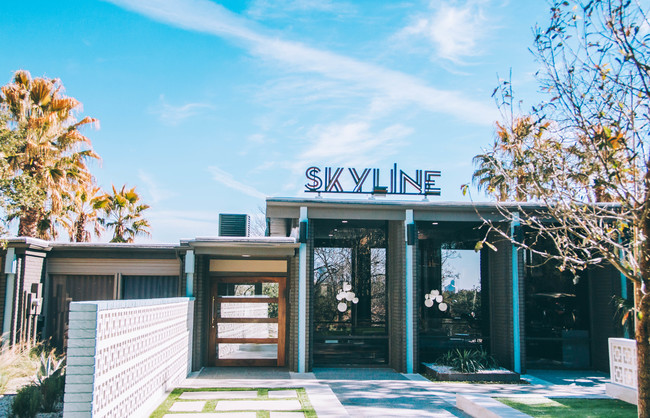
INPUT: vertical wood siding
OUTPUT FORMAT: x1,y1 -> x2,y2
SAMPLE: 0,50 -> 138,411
122,275 -> 180,300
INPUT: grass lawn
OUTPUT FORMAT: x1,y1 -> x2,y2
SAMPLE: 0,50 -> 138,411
496,397 -> 637,417
150,387 -> 317,418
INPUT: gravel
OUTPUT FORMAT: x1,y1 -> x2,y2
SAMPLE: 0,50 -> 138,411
0,394 -> 15,417
0,395 -> 63,417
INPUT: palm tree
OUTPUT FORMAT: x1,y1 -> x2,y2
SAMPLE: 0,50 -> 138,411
60,184 -> 104,242
96,185 -> 151,243
0,70 -> 99,238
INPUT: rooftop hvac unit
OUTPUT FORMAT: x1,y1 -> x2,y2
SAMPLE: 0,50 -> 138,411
219,214 -> 250,237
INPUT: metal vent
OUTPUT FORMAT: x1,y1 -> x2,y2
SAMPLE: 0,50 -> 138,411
219,214 -> 250,237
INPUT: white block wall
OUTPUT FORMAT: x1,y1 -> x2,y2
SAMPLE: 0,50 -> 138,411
63,297 -> 194,418
609,337 -> 637,389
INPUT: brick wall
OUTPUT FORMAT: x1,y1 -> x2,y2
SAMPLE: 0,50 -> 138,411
192,255 -> 207,370
487,231 -> 524,370
287,249 -> 300,371
306,220 -> 314,371
63,297 -> 193,418
411,232 -> 419,370
388,221 -> 406,372
589,265 -> 621,371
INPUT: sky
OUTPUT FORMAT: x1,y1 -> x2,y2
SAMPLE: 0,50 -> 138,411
0,0 -> 551,243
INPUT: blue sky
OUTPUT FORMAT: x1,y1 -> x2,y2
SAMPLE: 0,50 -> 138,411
1,0 -> 549,242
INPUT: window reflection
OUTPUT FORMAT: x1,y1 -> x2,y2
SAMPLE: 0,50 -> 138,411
312,220 -> 388,365
418,222 -> 487,362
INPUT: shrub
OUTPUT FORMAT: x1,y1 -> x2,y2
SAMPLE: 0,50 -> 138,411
10,384 -> 42,418
436,348 -> 499,373
36,350 -> 65,384
0,371 -> 9,395
0,344 -> 40,395
40,372 -> 65,412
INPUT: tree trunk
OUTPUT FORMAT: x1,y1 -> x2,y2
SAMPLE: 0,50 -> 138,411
18,208 -> 40,238
637,289 -> 650,417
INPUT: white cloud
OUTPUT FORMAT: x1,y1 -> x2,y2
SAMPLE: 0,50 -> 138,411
106,0 -> 497,125
246,0 -> 355,19
295,121 -> 412,170
149,94 -> 215,125
208,166 -> 267,199
398,0 -> 494,65
138,170 -> 176,203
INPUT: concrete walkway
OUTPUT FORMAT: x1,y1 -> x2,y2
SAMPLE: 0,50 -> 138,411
161,368 -> 612,417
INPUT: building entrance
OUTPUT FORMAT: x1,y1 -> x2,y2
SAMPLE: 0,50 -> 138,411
312,220 -> 388,366
208,277 -> 286,366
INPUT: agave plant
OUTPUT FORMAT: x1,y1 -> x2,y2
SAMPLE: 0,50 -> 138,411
36,351 -> 65,385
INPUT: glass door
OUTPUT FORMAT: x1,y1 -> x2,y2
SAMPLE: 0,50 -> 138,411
209,277 -> 286,366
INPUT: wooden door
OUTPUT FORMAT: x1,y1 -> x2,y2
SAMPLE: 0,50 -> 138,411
208,277 -> 286,366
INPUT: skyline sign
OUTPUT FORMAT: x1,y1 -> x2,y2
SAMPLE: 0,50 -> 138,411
305,163 -> 441,196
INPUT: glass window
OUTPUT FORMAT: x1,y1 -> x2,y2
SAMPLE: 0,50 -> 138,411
312,219 -> 388,365
524,247 -> 590,369
417,222 -> 487,362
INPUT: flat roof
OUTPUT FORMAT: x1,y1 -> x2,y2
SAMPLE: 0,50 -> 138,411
265,197 -> 542,222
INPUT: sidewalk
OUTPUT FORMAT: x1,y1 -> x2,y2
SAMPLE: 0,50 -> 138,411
152,368 -> 612,417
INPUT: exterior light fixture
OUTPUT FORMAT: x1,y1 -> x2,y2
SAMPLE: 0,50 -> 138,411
336,281 -> 359,312
425,289 -> 447,312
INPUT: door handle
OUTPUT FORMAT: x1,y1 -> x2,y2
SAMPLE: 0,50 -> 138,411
211,296 -> 216,327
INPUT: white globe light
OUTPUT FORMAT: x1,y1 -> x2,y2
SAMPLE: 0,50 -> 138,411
435,295 -> 443,303
343,282 -> 352,291
425,294 -> 430,300
337,302 -> 347,312
438,302 -> 448,312
336,293 -> 344,301
424,299 -> 434,308
352,297 -> 359,304
431,290 -> 439,297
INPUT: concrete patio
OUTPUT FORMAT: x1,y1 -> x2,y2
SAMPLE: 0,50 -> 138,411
149,367 -> 615,417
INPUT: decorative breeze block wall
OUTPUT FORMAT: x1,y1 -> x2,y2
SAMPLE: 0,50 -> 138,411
609,337 -> 637,389
63,297 -> 194,418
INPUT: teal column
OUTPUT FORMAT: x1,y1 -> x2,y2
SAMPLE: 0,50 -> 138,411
511,213 -> 521,373
298,207 -> 308,373
405,209 -> 414,373
185,250 -> 195,298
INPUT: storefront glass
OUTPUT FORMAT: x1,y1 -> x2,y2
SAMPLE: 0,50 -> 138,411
417,222 -> 488,362
524,248 -> 591,369
312,220 -> 388,366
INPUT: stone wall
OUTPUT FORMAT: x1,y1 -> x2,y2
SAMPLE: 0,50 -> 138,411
63,297 -> 193,418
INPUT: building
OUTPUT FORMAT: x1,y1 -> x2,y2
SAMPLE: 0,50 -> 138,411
0,198 -> 628,374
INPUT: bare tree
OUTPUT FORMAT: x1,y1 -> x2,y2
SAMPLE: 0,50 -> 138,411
468,1 -> 650,414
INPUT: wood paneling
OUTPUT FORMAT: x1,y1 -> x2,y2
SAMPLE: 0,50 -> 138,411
122,275 -> 180,300
47,258 -> 179,276
209,259 -> 287,273
208,276 -> 287,367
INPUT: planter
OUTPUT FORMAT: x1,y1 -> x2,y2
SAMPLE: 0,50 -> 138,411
421,363 -> 521,383
607,338 -> 638,405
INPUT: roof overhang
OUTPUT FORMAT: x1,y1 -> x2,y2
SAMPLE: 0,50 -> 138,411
180,237 -> 299,257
